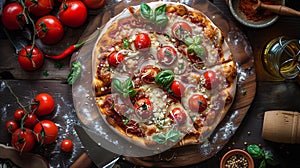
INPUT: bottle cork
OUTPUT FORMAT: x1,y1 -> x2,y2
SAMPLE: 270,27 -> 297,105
262,110 -> 300,144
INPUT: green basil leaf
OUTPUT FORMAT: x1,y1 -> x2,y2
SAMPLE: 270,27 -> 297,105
155,14 -> 168,26
247,145 -> 264,159
152,134 -> 167,144
259,160 -> 266,168
128,89 -> 137,97
67,61 -> 81,85
265,153 -> 278,166
154,4 -> 166,16
165,130 -> 180,143
184,37 -> 194,46
123,39 -> 130,48
112,78 -> 124,94
155,70 -> 174,90
194,36 -> 202,44
187,44 -> 194,53
124,78 -> 133,90
193,45 -> 207,60
140,3 -> 153,20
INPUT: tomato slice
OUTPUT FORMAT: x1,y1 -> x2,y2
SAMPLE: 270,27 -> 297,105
171,22 -> 192,41
157,46 -> 177,66
134,33 -> 151,50
169,107 -> 187,125
140,65 -> 161,84
188,94 -> 207,113
134,98 -> 153,119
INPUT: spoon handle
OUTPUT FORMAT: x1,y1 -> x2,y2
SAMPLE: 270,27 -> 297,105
260,3 -> 300,17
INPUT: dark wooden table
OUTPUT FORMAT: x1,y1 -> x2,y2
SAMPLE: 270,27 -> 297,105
1,0 -> 300,167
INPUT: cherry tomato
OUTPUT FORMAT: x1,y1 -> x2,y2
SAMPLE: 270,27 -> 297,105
82,0 -> 106,9
14,109 -> 26,121
134,33 -> 151,50
140,65 -> 161,84
18,46 -> 44,71
171,22 -> 192,41
169,80 -> 185,98
188,94 -> 207,113
6,120 -> 19,133
25,0 -> 54,16
58,1 -> 87,28
32,93 -> 55,116
11,128 -> 35,152
134,98 -> 153,119
169,107 -> 187,125
61,139 -> 73,152
204,70 -> 218,90
23,113 -> 39,128
1,2 -> 25,30
35,15 -> 64,45
157,46 -> 177,66
33,120 -> 58,145
107,52 -> 124,67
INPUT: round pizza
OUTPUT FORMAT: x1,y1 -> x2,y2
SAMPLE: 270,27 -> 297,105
92,1 -> 237,151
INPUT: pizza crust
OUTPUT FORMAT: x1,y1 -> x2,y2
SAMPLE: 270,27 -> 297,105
92,1 -> 237,150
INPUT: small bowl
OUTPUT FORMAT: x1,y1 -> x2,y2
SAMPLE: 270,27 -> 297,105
220,149 -> 254,168
228,0 -> 285,28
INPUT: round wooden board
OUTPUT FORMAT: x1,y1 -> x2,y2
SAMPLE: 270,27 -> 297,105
72,0 -> 256,167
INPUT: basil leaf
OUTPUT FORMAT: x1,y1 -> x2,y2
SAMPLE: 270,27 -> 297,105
124,78 -> 133,90
187,44 -> 195,53
194,36 -> 202,44
193,45 -> 206,60
155,70 -> 174,90
184,37 -> 194,46
152,134 -> 167,144
154,4 -> 166,16
259,160 -> 266,168
67,61 -> 81,85
128,89 -> 137,97
265,153 -> 278,166
112,78 -> 124,94
123,39 -> 130,48
165,130 -> 180,143
154,4 -> 168,26
140,3 -> 153,20
247,145 -> 265,159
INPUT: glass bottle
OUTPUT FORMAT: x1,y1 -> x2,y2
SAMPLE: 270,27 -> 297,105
261,36 -> 300,80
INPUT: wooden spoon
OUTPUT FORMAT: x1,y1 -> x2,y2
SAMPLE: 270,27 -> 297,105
253,0 -> 300,17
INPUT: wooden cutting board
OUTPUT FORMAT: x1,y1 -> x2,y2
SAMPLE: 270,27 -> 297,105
72,0 -> 256,167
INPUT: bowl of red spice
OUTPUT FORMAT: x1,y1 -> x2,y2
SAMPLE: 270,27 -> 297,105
229,0 -> 285,28
220,149 -> 254,168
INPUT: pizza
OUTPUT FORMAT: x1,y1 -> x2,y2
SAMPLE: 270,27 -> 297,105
92,1 -> 237,150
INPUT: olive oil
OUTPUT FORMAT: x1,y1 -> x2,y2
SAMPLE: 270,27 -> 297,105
261,36 -> 300,80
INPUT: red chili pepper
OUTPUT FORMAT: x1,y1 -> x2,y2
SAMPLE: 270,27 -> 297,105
44,42 -> 84,60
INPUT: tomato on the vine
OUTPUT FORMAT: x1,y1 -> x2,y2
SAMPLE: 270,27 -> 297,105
1,2 -> 25,30
35,15 -> 64,45
18,46 -> 44,71
14,109 -> 26,121
33,120 -> 58,145
61,139 -> 73,152
25,0 -> 54,16
32,93 -> 55,116
11,128 -> 35,152
58,1 -> 87,28
6,120 -> 19,133
23,113 -> 39,128
82,0 -> 106,9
